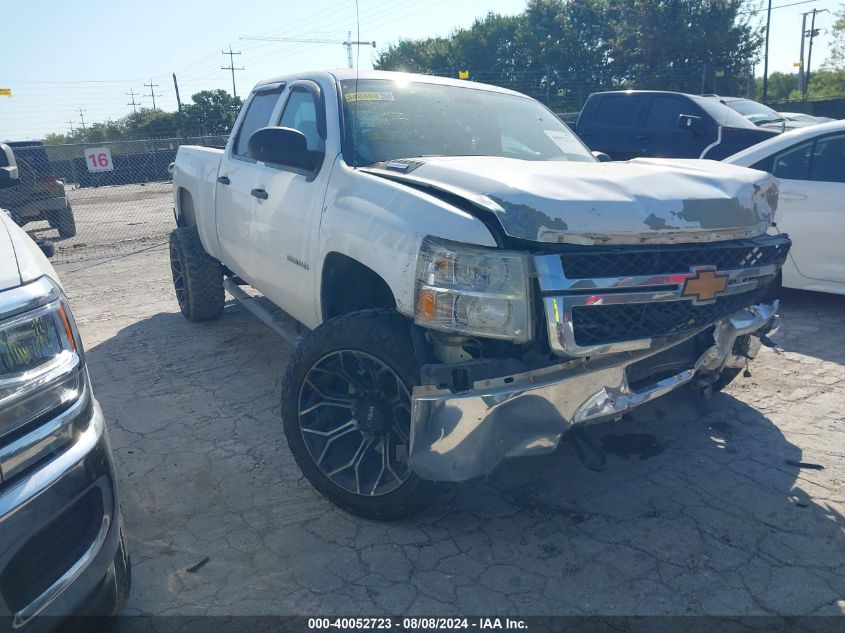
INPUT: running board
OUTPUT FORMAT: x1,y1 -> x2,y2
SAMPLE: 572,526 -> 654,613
223,278 -> 303,347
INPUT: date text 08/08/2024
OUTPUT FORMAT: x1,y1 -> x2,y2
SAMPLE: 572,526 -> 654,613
307,618 -> 529,630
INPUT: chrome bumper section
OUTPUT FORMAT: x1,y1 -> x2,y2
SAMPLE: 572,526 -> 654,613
408,301 -> 778,482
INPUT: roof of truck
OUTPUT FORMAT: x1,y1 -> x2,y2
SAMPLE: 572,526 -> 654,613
253,69 -> 527,98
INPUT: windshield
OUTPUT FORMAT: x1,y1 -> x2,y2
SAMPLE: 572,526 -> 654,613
340,78 -> 595,166
694,97 -> 758,129
723,99 -> 784,125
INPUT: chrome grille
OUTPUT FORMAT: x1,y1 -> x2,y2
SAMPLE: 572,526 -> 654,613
535,234 -> 790,357
559,235 -> 791,279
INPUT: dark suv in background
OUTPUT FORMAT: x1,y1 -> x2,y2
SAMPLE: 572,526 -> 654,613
575,90 -> 779,161
0,142 -> 76,239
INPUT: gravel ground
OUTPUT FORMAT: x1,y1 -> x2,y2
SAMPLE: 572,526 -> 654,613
26,182 -> 173,262
56,247 -> 845,617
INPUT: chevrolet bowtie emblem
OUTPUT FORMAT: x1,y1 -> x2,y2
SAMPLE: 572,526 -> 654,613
681,267 -> 729,304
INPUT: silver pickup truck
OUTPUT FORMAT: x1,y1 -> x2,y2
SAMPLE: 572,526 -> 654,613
171,70 -> 789,519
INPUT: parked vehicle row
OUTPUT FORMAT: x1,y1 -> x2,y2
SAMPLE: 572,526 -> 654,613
0,145 -> 129,631
727,120 -> 845,295
171,70 -> 787,520
575,90 -> 780,161
0,142 -> 76,240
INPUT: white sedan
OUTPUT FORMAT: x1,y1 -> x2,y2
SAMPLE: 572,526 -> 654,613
726,120 -> 845,295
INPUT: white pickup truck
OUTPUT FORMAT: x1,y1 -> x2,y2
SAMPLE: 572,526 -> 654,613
171,70 -> 789,519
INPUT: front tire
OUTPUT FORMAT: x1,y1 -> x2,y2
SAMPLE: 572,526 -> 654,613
169,227 -> 224,321
281,309 -> 435,520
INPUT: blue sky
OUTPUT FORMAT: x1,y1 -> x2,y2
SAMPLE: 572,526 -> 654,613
0,0 -> 840,140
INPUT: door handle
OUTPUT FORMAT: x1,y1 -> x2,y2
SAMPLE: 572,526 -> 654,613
217,176 -> 230,185
250,188 -> 269,200
635,135 -> 651,140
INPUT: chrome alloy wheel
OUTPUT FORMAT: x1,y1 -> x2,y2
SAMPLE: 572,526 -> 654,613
297,350 -> 413,496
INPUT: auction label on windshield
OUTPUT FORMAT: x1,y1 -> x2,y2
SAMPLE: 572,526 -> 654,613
344,91 -> 396,102
308,617 -> 528,631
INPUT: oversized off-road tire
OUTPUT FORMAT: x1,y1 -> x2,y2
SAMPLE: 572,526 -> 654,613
48,204 -> 76,238
169,227 -> 224,321
281,309 -> 435,520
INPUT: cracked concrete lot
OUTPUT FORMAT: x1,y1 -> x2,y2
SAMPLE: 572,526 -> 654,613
57,247 -> 845,617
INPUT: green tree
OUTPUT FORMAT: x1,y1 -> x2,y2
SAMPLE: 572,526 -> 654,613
375,37 -> 454,74
374,0 -> 762,108
604,0 -> 761,94
42,89 -> 243,144
181,89 -> 243,135
755,71 -> 800,102
828,4 -> 845,69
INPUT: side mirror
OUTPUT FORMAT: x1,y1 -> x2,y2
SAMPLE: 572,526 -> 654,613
0,143 -> 19,190
591,150 -> 612,162
677,114 -> 703,132
247,126 -> 319,171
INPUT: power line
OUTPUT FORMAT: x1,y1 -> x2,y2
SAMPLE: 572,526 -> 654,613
221,45 -> 244,98
126,89 -> 140,113
144,79 -> 161,110
741,0 -> 818,14
240,32 -> 375,69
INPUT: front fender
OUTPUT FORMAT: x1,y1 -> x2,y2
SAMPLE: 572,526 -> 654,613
317,158 -> 497,320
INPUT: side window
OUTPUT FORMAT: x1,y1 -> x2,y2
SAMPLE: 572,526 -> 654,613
808,134 -> 845,183
234,89 -> 283,157
771,141 -> 813,180
279,88 -> 321,151
591,95 -> 645,127
645,96 -> 690,130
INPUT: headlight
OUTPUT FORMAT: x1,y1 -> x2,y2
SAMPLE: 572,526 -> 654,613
415,237 -> 532,341
0,277 -> 83,440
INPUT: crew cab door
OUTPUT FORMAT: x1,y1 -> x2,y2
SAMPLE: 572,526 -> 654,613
764,132 -> 845,284
247,80 -> 331,326
638,95 -> 710,158
215,83 -> 285,280
576,93 -> 646,160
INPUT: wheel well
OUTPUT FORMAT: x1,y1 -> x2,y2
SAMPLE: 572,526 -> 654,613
321,253 -> 396,321
176,188 -> 197,227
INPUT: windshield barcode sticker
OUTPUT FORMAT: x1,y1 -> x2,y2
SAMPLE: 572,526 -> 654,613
345,91 -> 395,102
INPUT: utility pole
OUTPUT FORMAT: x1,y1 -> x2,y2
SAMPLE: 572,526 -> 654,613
126,89 -> 140,113
804,9 -> 829,101
221,45 -> 243,98
144,79 -> 161,110
762,0 -> 772,101
173,73 -> 183,111
798,12 -> 808,94
66,120 -> 75,136
77,107 -> 87,130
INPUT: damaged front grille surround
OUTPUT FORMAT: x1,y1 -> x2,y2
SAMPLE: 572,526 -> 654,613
535,235 -> 790,357
559,236 -> 791,279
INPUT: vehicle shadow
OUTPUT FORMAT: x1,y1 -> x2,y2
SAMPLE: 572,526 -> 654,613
84,306 -> 845,617
775,288 -> 845,364
423,387 -> 845,614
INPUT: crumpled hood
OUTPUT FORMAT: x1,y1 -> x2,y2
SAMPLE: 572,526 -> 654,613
366,156 -> 778,245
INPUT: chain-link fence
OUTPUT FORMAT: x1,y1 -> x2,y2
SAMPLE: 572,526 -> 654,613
0,135 -> 227,264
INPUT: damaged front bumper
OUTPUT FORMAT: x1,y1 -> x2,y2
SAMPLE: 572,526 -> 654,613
408,301 -> 779,482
